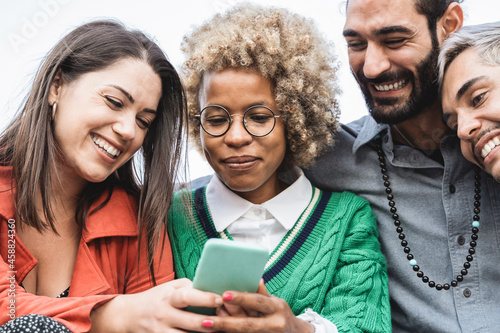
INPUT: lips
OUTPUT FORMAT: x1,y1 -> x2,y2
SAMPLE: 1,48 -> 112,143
91,134 -> 122,159
480,136 -> 500,159
222,156 -> 260,169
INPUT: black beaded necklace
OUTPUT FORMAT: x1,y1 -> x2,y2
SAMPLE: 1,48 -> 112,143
375,135 -> 480,290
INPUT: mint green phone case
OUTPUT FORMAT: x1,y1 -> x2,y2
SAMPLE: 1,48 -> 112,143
188,238 -> 269,315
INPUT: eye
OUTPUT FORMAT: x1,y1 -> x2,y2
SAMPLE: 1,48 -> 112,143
384,38 -> 406,48
471,92 -> 486,107
137,118 -> 152,130
105,96 -> 123,108
205,116 -> 229,127
443,113 -> 457,132
346,40 -> 367,51
449,121 -> 458,132
446,120 -> 458,132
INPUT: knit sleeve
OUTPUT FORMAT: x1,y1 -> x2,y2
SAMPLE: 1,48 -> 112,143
321,193 -> 391,333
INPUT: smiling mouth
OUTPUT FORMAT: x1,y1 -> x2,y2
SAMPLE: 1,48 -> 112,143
91,134 -> 121,159
374,79 -> 408,92
480,136 -> 500,159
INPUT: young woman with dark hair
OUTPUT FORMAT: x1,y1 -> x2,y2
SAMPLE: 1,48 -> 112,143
0,20 -> 222,333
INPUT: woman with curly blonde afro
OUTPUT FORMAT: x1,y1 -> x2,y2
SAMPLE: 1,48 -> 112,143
168,3 -> 390,332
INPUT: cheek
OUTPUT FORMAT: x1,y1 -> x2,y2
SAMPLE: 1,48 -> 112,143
348,53 -> 363,71
271,128 -> 287,160
200,134 -> 218,166
131,133 -> 146,154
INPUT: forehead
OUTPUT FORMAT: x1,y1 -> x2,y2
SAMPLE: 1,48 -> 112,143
442,48 -> 489,105
344,0 -> 424,35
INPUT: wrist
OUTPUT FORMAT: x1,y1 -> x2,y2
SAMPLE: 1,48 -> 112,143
90,295 -> 129,333
295,317 -> 315,333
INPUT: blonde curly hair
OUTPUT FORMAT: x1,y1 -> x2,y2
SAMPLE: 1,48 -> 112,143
182,2 -> 340,169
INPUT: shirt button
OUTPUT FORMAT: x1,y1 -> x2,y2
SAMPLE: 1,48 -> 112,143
449,184 -> 456,193
463,288 -> 472,297
458,236 -> 466,245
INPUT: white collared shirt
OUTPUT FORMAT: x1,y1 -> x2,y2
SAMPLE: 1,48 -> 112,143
205,167 -> 338,333
206,167 -> 311,252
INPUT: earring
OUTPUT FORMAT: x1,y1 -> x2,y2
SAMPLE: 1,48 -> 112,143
51,102 -> 57,120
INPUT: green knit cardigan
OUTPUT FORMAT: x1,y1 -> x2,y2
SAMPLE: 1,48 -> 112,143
168,186 -> 391,332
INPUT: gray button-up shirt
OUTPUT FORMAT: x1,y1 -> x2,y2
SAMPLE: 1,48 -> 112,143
305,115 -> 500,333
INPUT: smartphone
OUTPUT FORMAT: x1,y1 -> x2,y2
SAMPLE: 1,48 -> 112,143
187,238 -> 269,315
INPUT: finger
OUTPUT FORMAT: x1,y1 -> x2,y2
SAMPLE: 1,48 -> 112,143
208,316 -> 270,333
164,308 -> 220,332
216,305 -> 230,317
256,279 -> 268,296
222,291 -> 275,314
219,302 -> 249,317
169,287 -> 222,309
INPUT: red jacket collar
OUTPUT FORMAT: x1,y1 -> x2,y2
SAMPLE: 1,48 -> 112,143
0,165 -> 139,239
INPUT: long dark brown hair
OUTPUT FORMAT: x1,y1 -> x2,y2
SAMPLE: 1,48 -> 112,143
0,20 -> 186,283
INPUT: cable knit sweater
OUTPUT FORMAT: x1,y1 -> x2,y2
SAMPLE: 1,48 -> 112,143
168,186 -> 391,333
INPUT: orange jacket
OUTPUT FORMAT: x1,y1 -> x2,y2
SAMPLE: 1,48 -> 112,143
0,166 -> 174,332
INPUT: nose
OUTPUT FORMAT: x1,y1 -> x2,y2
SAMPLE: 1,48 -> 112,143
456,113 -> 481,142
363,43 -> 391,79
112,113 -> 136,141
223,115 -> 252,147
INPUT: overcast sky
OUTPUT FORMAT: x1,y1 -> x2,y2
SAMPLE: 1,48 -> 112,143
1,0 -> 499,179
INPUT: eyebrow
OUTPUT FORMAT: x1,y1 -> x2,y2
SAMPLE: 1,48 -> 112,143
107,84 -> 157,114
343,25 -> 412,38
455,76 -> 486,101
108,84 -> 134,103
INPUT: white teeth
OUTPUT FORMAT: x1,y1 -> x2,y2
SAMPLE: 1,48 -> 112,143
91,135 -> 121,158
481,137 -> 500,159
374,80 -> 406,91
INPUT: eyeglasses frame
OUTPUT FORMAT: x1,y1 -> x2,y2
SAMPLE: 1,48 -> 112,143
195,104 -> 281,137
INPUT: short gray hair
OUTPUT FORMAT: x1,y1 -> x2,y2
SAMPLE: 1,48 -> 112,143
438,21 -> 500,91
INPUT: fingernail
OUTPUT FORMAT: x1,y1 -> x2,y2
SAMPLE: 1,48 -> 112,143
202,319 -> 214,328
223,292 -> 233,302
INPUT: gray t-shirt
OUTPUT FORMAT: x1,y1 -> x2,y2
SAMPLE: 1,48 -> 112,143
305,115 -> 500,333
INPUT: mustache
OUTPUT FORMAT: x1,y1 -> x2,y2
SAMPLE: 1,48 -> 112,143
357,70 -> 413,85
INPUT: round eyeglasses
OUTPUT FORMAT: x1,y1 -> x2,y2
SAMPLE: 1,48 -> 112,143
196,105 -> 281,137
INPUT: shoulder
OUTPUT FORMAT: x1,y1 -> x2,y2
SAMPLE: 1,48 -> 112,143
82,187 -> 139,240
321,189 -> 373,213
319,189 -> 377,229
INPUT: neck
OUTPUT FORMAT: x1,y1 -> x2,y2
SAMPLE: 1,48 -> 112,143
391,102 -> 450,151
236,179 -> 288,205
41,162 -> 88,229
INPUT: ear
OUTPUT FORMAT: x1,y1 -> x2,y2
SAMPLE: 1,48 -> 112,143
48,69 -> 63,105
437,3 -> 464,43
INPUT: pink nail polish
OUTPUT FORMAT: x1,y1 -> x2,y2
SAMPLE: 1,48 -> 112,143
202,319 -> 214,328
223,292 -> 233,302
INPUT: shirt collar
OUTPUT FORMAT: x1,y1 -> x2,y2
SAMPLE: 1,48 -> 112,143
351,115 -> 389,153
206,167 -> 312,232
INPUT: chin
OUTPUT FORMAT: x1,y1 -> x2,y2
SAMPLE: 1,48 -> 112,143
80,170 -> 113,184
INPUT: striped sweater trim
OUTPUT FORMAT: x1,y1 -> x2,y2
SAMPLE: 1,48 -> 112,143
192,186 -> 333,283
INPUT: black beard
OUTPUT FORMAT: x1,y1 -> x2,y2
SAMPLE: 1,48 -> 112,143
356,37 -> 440,125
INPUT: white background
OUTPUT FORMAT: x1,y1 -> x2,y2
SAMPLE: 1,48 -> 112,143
1,0 -> 498,180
